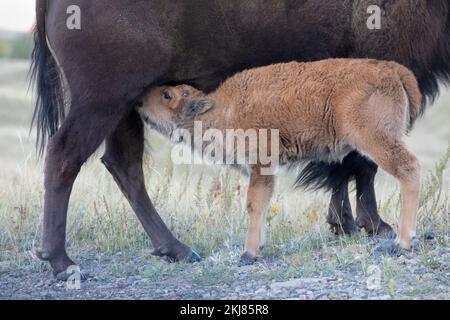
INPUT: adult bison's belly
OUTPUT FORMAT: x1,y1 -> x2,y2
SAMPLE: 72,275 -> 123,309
46,0 -> 350,97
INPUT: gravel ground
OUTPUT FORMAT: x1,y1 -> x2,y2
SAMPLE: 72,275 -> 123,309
1,242 -> 448,300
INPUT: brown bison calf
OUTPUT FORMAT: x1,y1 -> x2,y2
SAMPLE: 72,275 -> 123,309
139,59 -> 422,265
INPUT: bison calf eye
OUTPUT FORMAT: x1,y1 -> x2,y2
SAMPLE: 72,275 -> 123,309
162,91 -> 172,101
182,90 -> 190,97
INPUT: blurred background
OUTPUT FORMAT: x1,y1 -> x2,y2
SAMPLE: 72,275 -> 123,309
0,0 -> 34,59
0,1 -> 35,175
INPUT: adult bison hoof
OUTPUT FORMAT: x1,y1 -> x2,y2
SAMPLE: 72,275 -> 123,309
370,227 -> 397,245
359,219 -> 394,237
55,266 -> 90,282
184,250 -> 202,263
238,252 -> 257,266
31,247 -> 81,280
375,221 -> 395,236
151,245 -> 202,263
329,222 -> 358,236
327,213 -> 358,236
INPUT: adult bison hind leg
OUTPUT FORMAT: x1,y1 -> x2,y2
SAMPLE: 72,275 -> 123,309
353,154 -> 395,237
296,161 -> 358,236
101,110 -> 201,263
327,182 -> 358,236
34,96 -> 130,280
321,151 -> 394,237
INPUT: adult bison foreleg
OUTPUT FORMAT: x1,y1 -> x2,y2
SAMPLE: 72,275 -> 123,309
101,110 -> 201,262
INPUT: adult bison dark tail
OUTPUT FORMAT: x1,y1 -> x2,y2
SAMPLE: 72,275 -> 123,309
29,0 -> 65,156
294,151 -> 375,191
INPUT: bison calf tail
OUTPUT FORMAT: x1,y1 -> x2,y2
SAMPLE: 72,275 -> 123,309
29,0 -> 65,156
395,64 -> 422,130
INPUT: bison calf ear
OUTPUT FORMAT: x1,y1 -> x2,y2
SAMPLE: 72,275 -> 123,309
180,99 -> 214,118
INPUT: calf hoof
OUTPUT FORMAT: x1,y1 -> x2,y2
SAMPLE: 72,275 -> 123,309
55,266 -> 90,282
374,240 -> 404,257
386,230 -> 397,240
238,252 -> 257,266
374,237 -> 419,256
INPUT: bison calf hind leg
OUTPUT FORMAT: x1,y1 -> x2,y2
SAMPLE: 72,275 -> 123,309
353,137 -> 420,253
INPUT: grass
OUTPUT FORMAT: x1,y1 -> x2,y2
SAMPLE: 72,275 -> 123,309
189,264 -> 235,286
2,144 -> 447,268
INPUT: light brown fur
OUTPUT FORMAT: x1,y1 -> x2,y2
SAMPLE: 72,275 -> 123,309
139,59 -> 422,262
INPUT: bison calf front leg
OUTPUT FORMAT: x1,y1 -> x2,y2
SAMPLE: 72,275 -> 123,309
239,168 -> 274,266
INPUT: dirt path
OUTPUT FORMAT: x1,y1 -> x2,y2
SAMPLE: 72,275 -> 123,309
1,241 -> 448,300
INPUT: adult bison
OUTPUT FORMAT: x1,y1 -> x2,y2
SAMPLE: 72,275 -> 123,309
31,0 -> 450,279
